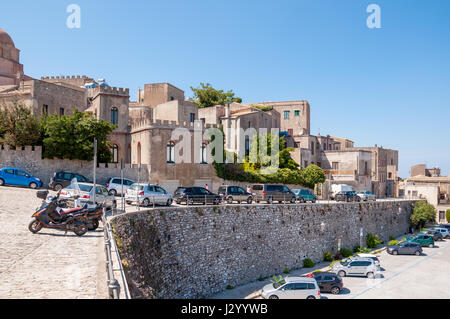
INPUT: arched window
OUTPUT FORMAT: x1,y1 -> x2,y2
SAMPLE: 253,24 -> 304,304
200,143 -> 208,164
167,141 -> 175,164
111,107 -> 118,125
111,144 -> 119,163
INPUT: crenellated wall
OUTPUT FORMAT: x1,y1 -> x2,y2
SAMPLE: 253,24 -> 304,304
111,200 -> 416,299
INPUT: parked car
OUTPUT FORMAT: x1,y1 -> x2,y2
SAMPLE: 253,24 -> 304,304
331,257 -> 378,278
251,184 -> 296,204
356,191 -> 377,201
312,272 -> 343,295
59,182 -> 116,209
217,185 -> 253,204
422,229 -> 444,241
437,224 -> 450,231
432,227 -> 450,239
261,277 -> 320,299
407,234 -> 435,248
335,191 -> 361,202
356,253 -> 381,269
292,189 -> 317,203
106,177 -> 135,196
173,187 -> 221,205
387,241 -> 422,256
49,171 -> 91,191
0,167 -> 42,189
125,183 -> 173,206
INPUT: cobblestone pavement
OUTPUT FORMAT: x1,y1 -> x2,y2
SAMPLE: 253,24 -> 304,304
0,186 -> 107,299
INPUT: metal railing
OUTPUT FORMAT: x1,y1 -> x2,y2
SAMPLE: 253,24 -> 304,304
102,209 -> 131,299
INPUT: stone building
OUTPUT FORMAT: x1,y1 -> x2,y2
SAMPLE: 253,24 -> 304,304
0,27 -> 400,196
400,165 -> 450,223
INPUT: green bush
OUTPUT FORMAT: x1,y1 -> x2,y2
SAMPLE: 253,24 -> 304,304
366,233 -> 382,249
340,248 -> 353,258
357,247 -> 372,254
388,240 -> 400,246
283,268 -> 290,274
303,258 -> 315,268
410,201 -> 436,229
226,285 -> 234,290
323,251 -> 334,262
389,236 -> 395,241
447,210 -> 450,223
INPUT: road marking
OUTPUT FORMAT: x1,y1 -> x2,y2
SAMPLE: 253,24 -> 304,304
351,243 -> 450,299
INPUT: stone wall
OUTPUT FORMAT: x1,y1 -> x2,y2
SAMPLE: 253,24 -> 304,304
111,200 -> 415,299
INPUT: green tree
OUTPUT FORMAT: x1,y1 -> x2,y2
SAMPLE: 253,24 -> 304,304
446,209 -> 450,223
410,201 -> 436,229
0,102 -> 41,147
190,83 -> 242,108
300,165 -> 326,189
40,109 -> 116,162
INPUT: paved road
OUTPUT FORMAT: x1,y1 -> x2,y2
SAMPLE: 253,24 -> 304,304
0,186 -> 107,299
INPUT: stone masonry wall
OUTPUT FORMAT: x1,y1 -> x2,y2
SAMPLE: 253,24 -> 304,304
0,146 -> 150,185
111,200 -> 415,299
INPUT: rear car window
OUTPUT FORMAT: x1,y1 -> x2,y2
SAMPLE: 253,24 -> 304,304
79,184 -> 93,192
252,185 -> 263,191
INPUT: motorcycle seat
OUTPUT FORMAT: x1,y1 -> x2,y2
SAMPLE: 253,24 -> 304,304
61,207 -> 84,215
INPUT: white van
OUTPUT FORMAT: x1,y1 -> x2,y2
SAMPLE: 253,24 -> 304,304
261,277 -> 320,299
330,184 -> 354,200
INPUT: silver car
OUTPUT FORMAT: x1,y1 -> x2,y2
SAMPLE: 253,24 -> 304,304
261,277 -> 321,299
60,182 -> 117,209
125,183 -> 173,207
332,257 -> 379,278
356,191 -> 377,201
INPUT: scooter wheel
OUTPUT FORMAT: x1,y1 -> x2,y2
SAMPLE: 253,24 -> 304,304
73,222 -> 88,236
28,219 -> 43,234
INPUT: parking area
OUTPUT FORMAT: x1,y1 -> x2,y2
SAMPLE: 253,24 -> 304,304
213,236 -> 450,299
0,186 -> 107,298
327,239 -> 450,299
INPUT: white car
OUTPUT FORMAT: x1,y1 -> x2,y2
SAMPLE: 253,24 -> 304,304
433,227 -> 450,239
261,277 -> 320,300
125,183 -> 173,207
106,177 -> 135,196
357,253 -> 381,269
60,182 -> 117,209
356,191 -> 377,201
332,257 -> 379,278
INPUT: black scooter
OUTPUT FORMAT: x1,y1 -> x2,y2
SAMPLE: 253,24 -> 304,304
28,191 -> 89,236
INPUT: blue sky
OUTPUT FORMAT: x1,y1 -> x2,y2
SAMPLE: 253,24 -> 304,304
1,0 -> 449,177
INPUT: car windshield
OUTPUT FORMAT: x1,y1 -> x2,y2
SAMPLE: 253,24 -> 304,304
79,184 -> 93,192
273,280 -> 286,289
130,184 -> 144,191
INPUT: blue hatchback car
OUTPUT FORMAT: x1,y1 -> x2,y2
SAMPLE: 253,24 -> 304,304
0,168 -> 42,189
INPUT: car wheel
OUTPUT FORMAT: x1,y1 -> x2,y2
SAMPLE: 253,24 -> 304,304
330,286 -> 341,295
227,197 -> 233,204
290,197 -> 296,204
142,198 -> 150,207
54,184 -> 63,191
247,197 -> 253,204
0,178 -> 4,186
187,199 -> 194,205
267,197 -> 273,204
392,250 -> 398,255
166,199 -> 172,206
306,296 -> 316,300
29,182 -> 38,189
109,189 -> 117,196
415,250 -> 421,256
269,295 -> 279,300
429,243 -> 434,248
338,270 -> 346,277
366,272 -> 374,279
112,200 -> 117,209
312,199 -> 316,203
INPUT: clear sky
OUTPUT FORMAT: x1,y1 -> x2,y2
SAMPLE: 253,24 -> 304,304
1,0 -> 449,177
